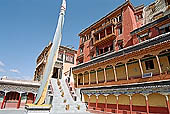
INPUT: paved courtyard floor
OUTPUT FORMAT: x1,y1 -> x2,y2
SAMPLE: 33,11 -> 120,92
0,109 -> 26,114
0,109 -> 94,114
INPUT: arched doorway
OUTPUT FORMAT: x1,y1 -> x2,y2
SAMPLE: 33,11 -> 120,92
52,67 -> 62,79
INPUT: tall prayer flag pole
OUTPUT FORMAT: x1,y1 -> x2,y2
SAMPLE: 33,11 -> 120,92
34,0 -> 66,104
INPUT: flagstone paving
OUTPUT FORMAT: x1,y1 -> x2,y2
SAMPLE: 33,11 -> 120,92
0,109 -> 26,114
0,109 -> 95,114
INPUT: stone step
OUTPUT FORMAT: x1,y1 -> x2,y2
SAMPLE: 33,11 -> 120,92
49,78 -> 89,114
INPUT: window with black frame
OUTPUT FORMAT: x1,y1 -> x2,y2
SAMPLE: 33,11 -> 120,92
58,52 -> 63,61
65,55 -> 74,64
168,56 -> 170,65
145,60 -> 155,70
118,25 -> 122,35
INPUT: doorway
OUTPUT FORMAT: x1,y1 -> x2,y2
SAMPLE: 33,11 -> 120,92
52,67 -> 62,79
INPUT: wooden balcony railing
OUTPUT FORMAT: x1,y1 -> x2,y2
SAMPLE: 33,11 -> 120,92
94,32 -> 116,46
76,53 -> 84,60
93,21 -> 115,33
78,73 -> 170,88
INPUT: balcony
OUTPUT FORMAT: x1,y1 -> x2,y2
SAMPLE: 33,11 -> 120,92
93,21 -> 115,33
76,53 -> 84,60
94,32 -> 116,46
73,32 -> 170,71
89,45 -> 95,53
79,42 -> 84,48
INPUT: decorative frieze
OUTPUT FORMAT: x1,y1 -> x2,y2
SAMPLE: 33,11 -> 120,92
82,81 -> 170,95
0,84 -> 39,94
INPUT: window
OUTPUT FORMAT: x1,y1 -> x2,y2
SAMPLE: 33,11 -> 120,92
104,47 -> 108,53
78,59 -> 83,64
96,47 -> 99,56
80,47 -> 83,53
65,55 -> 74,63
113,40 -> 115,51
114,18 -> 117,23
118,43 -> 123,50
136,14 -> 143,21
110,44 -> 113,51
90,54 -> 94,60
119,15 -> 122,22
117,40 -> 123,50
91,38 -> 93,45
84,36 -> 87,41
116,17 -> 119,22
165,26 -> 170,33
37,75 -> 41,81
168,56 -> 170,65
100,49 -> 103,54
159,28 -> 165,34
100,30 -> 105,38
95,34 -> 99,41
159,25 -> 170,35
106,18 -> 110,23
106,26 -> 112,35
118,26 -> 122,35
145,60 -> 154,70
87,34 -> 91,40
81,37 -> 84,43
58,53 -> 63,60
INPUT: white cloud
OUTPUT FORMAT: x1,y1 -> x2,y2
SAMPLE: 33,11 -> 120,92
0,68 -> 5,73
10,69 -> 20,74
0,61 -> 5,66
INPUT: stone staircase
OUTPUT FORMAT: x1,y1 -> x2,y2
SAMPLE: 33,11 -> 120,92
50,78 -> 89,114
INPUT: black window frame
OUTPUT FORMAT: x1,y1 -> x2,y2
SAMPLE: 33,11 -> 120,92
145,60 -> 155,70
168,56 -> 170,65
118,26 -> 122,35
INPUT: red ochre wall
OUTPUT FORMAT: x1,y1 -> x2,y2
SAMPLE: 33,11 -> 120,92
113,5 -> 138,51
5,102 -> 18,108
88,103 -> 169,114
26,93 -> 34,104
1,92 -> 34,109
121,5 -> 137,48
83,40 -> 91,63
85,93 -> 169,114
148,27 -> 159,38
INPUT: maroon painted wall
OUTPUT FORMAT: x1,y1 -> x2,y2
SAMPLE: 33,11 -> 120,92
88,102 -> 169,114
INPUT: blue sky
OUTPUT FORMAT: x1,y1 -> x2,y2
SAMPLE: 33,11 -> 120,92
0,0 -> 155,80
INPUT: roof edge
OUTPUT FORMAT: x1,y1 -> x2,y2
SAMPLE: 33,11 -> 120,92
78,0 -> 134,37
